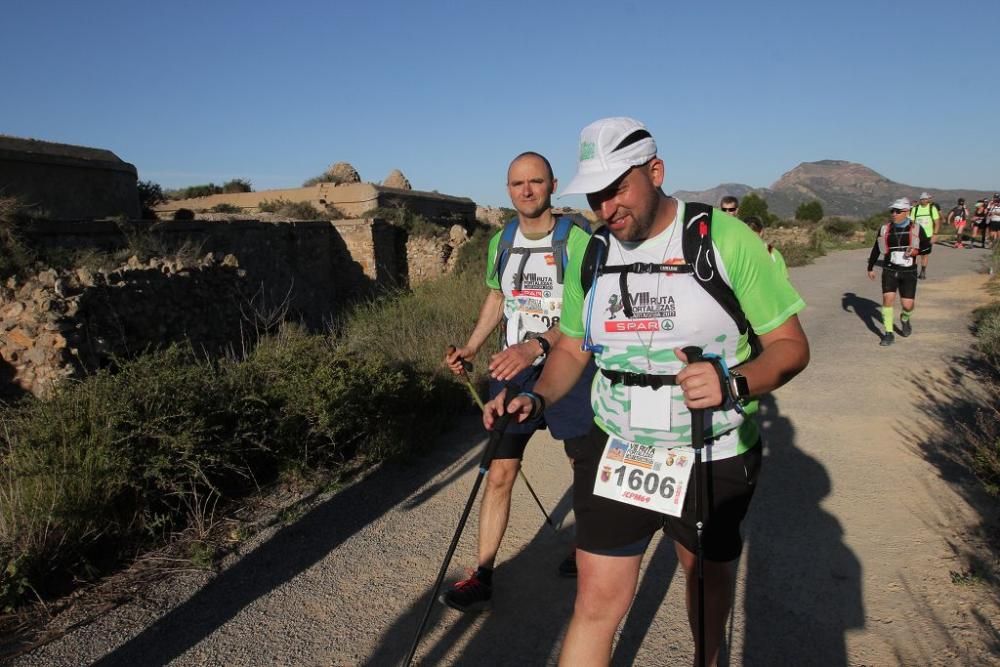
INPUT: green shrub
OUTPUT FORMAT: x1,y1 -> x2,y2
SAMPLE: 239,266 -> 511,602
222,179 -> 253,194
368,206 -> 445,239
174,208 -> 195,221
822,217 -> 859,237
210,203 -> 242,214
0,324 -> 466,609
138,181 -> 165,220
258,198 -> 324,220
795,200 -> 824,222
0,197 -> 37,280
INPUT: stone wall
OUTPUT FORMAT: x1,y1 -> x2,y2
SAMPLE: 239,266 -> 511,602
0,254 -> 248,398
154,182 -> 476,223
1,218 -> 468,396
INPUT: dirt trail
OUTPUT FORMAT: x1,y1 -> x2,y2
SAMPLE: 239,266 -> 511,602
13,244 -> 1000,666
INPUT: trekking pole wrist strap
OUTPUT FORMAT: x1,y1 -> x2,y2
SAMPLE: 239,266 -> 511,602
700,353 -> 745,415
517,391 -> 546,420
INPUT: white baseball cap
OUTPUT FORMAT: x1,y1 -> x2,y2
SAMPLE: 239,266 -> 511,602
561,117 -> 657,195
890,197 -> 911,210
919,191 -> 932,199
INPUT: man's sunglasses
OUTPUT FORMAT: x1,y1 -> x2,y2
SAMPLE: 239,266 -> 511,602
890,208 -> 907,214
721,206 -> 737,213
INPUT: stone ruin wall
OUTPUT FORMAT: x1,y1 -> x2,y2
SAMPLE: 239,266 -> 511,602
0,218 -> 469,398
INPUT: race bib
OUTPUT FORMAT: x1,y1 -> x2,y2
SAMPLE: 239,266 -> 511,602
592,435 -> 693,516
890,250 -> 913,267
629,385 -> 672,430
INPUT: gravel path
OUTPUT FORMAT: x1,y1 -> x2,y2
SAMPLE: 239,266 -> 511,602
12,242 -> 1000,666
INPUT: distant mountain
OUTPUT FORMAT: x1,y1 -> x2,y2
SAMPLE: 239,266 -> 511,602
673,160 -> 988,218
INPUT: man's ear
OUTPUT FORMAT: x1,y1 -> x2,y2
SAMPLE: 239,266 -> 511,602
648,158 -> 665,188
550,177 -> 558,195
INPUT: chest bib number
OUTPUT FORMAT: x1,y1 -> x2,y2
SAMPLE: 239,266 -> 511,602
890,250 -> 912,267
592,435 -> 693,516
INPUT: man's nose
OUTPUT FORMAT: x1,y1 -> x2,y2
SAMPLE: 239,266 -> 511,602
600,196 -> 617,221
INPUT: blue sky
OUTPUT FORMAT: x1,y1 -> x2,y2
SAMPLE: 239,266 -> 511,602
3,0 -> 995,208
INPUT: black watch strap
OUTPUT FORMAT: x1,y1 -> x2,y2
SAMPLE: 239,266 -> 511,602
535,336 -> 551,356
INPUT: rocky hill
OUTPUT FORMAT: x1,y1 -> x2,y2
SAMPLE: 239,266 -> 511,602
674,160 -> 988,218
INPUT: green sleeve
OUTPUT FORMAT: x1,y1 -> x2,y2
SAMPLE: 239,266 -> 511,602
558,225 -> 592,339
771,247 -> 789,279
712,212 -> 805,335
484,230 -> 502,289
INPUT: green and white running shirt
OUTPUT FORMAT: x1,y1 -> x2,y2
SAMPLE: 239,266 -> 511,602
486,223 -> 592,353
560,201 -> 805,459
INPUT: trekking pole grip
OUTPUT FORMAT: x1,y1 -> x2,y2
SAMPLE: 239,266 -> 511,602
681,346 -> 706,451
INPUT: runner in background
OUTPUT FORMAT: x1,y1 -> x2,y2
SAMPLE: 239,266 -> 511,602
910,192 -> 940,279
947,198 -> 969,249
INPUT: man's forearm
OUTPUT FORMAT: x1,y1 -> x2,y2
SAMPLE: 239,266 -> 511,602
529,336 -> 590,407
463,289 -> 505,353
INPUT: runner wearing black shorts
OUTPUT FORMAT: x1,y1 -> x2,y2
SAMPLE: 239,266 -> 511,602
442,151 -> 596,614
485,117 -> 810,666
867,198 -> 931,347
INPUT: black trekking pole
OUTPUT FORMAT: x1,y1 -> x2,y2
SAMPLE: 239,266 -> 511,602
447,345 -> 554,529
682,345 -> 708,667
402,383 -> 523,667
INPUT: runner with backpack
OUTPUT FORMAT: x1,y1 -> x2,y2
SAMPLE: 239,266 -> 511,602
440,151 -> 596,612
947,199 -> 970,248
866,198 -> 931,347
972,199 -> 989,248
483,117 -> 809,667
988,194 -> 1000,249
910,192 -> 940,279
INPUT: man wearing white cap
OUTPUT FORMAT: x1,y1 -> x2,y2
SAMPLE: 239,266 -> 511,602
483,117 -> 809,666
866,198 -> 931,346
910,192 -> 940,279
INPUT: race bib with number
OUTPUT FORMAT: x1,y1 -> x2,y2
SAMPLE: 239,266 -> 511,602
890,250 -> 912,267
592,435 -> 693,517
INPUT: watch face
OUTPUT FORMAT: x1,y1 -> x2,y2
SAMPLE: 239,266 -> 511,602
734,373 -> 750,399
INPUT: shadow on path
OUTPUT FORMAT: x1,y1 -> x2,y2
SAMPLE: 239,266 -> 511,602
741,394 -> 864,666
367,488 -> 577,666
91,421 -> 485,667
841,291 -> 883,339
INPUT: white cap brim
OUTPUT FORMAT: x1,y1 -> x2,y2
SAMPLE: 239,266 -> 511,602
559,166 -> 632,197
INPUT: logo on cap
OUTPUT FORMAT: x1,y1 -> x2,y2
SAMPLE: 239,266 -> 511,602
580,141 -> 595,161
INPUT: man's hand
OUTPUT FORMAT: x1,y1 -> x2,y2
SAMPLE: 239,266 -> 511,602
488,340 -> 540,381
674,347 -> 724,410
483,388 -> 535,430
867,270 -> 876,280
444,345 -> 476,376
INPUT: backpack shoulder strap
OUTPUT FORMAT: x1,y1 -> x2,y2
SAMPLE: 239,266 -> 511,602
680,202 -> 750,336
580,226 -> 610,294
490,219 -> 520,281
551,216 -> 590,284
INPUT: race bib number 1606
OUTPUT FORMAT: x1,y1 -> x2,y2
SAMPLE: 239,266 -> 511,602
592,436 -> 693,517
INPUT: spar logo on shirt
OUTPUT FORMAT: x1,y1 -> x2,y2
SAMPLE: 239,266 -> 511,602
603,292 -> 677,332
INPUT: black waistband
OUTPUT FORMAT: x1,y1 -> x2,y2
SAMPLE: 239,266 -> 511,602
601,369 -> 678,388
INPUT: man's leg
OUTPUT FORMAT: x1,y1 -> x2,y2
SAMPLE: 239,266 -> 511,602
477,456 -> 521,568
559,550 -> 643,667
675,543 -> 737,667
899,298 -> 915,334
881,291 -> 896,343
442,434 -> 531,612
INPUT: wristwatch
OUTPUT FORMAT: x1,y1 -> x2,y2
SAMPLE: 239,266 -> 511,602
729,371 -> 750,402
535,336 -> 551,356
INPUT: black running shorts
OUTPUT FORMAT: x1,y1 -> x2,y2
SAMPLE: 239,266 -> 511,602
881,268 -> 918,299
990,220 -> 1000,232
572,424 -> 762,563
